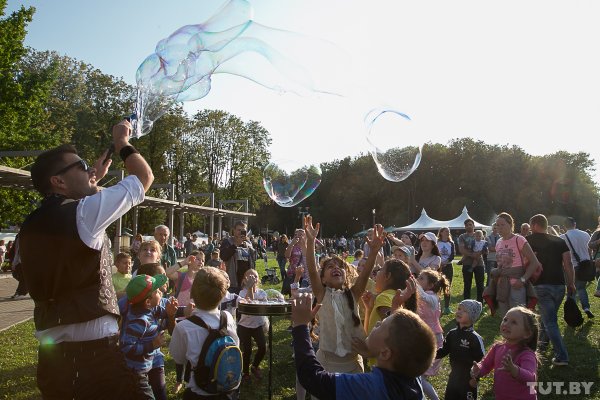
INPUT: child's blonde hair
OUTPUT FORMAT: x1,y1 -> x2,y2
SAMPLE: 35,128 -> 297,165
115,252 -> 132,263
419,270 -> 450,296
139,240 -> 162,258
503,306 -> 540,353
191,267 -> 229,310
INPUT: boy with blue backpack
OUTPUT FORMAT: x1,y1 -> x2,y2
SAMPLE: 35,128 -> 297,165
170,266 -> 242,399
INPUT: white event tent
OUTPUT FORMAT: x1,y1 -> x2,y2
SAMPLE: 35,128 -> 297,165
394,206 -> 491,232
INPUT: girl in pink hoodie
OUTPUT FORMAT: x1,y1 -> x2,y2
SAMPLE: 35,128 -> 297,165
471,306 -> 539,399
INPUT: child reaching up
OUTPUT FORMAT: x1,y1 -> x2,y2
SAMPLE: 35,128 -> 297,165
238,269 -> 268,384
304,216 -> 384,374
471,306 -> 539,400
416,270 -> 450,400
291,292 -> 435,400
365,259 -> 418,335
436,299 -> 485,400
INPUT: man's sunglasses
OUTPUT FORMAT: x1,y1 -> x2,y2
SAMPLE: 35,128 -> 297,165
53,159 -> 90,176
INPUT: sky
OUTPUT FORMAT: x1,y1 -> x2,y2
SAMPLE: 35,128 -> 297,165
6,0 -> 600,185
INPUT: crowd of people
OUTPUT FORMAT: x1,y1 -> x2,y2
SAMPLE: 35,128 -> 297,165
8,118 -> 599,399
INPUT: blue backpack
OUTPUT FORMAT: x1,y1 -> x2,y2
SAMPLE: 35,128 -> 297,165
187,311 -> 242,394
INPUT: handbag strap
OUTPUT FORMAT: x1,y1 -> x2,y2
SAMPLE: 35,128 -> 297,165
513,235 -> 525,266
563,233 -> 582,263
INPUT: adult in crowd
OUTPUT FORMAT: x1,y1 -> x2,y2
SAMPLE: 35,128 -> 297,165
220,220 -> 256,293
276,234 -> 289,281
458,218 -> 485,302
285,229 -> 309,288
183,232 -> 193,256
19,119 -> 153,398
520,222 -> 532,237
491,212 -> 541,316
527,214 -> 575,366
408,232 -> 441,275
561,217 -> 594,319
437,227 -> 455,314
485,223 -> 501,287
154,224 -> 177,269
130,233 -> 143,257
588,216 -> 600,298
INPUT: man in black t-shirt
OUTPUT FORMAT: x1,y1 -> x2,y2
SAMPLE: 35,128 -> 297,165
527,214 -> 576,367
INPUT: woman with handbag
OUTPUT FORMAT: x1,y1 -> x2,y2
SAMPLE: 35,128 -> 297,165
487,212 -> 541,317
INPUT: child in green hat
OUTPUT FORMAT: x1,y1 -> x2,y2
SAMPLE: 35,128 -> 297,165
121,274 -> 176,398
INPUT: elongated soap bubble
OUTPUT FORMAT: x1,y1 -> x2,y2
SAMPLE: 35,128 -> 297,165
263,160 -> 322,207
133,0 -> 348,137
365,108 -> 422,182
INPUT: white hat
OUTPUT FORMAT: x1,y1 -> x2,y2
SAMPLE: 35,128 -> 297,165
419,232 -> 438,244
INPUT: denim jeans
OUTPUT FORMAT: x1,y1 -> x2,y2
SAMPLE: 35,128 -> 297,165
572,279 -> 590,310
536,284 -> 569,362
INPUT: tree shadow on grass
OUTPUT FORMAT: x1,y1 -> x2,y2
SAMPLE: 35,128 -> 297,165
0,364 -> 40,400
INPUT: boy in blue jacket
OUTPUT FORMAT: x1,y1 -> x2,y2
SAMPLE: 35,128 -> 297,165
291,291 -> 436,400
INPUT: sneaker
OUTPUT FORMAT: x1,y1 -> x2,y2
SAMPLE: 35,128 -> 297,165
594,291 -> 600,298
13,295 -> 28,300
251,365 -> 262,379
584,309 -> 595,319
552,358 -> 569,366
443,307 -> 453,315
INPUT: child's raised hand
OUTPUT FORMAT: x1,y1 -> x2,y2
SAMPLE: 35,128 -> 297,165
366,224 -> 385,251
291,293 -> 314,327
391,275 -> 417,311
184,302 -> 195,317
500,353 -> 519,377
185,255 -> 196,266
244,274 -> 258,290
166,296 -> 179,317
361,291 -> 375,310
303,215 -> 320,241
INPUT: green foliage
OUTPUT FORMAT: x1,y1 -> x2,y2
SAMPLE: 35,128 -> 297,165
257,138 -> 599,237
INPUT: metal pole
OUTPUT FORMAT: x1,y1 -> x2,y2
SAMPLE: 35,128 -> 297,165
268,315 -> 273,400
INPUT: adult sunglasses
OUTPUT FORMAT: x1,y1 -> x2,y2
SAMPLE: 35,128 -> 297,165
53,159 -> 90,176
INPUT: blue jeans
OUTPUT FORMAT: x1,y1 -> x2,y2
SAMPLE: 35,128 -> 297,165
536,284 -> 569,362
572,279 -> 590,310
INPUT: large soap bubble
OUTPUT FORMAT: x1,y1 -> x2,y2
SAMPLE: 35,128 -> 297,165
365,108 -> 422,182
132,0 -> 348,137
263,160 -> 322,207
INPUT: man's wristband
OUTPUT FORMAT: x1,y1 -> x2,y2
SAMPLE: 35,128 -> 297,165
290,282 -> 300,290
119,145 -> 139,162
177,261 -> 183,269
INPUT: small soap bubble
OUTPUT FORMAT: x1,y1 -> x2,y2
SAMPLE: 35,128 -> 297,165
263,160 -> 321,207
365,108 -> 422,182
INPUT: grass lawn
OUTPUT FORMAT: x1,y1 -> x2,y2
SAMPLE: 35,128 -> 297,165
1,254 -> 598,399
